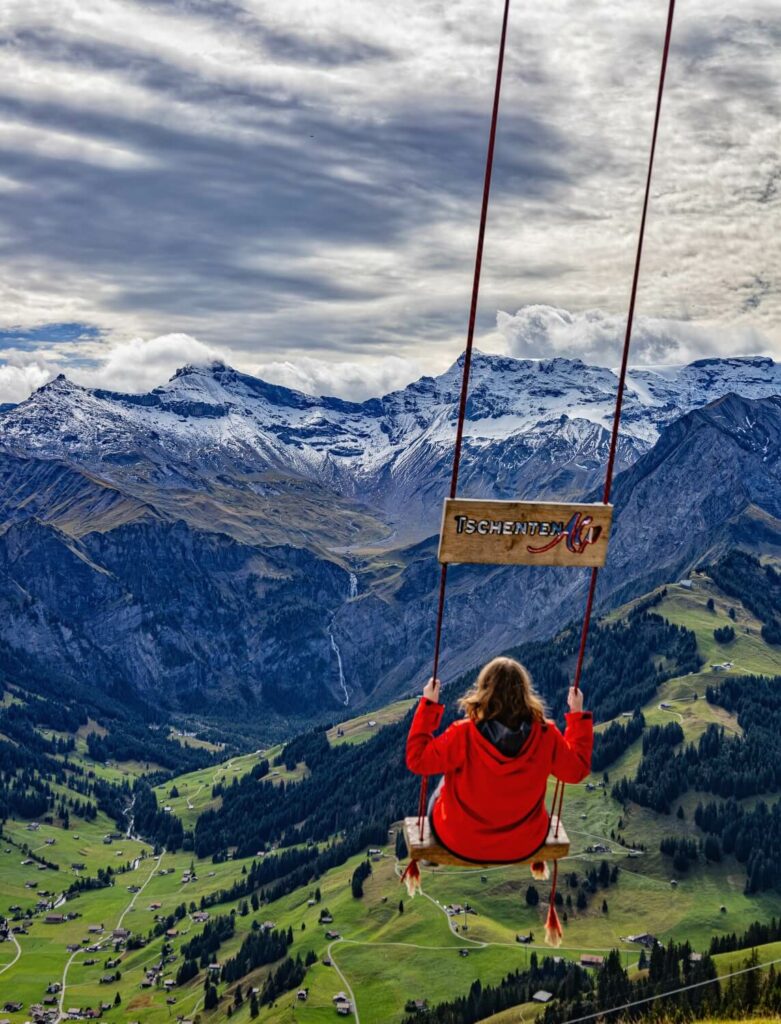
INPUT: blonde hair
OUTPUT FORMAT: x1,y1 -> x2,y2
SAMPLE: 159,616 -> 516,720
459,656 -> 546,728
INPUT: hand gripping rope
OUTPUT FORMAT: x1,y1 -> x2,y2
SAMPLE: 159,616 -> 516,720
410,0 -> 678,944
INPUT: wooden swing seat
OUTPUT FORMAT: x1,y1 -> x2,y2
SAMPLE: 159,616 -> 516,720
403,815 -> 569,868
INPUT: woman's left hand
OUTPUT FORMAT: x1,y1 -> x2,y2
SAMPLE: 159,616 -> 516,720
423,677 -> 442,703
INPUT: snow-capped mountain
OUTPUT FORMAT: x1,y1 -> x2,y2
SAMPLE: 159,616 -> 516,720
2,352 -> 780,544
0,351 -> 780,723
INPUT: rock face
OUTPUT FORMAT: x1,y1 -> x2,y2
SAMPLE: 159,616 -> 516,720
0,353 -> 780,722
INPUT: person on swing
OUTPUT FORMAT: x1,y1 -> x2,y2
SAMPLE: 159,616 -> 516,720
406,656 -> 593,865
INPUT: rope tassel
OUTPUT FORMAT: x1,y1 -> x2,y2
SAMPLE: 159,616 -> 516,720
400,859 -> 422,898
530,860 -> 549,881
544,860 -> 563,948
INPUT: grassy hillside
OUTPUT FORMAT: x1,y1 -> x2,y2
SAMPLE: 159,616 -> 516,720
3,569 -> 781,1023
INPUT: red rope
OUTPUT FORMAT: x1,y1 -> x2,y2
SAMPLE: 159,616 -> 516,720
417,0 -> 512,836
557,0 -> 677,909
573,0 -> 676,695
415,0 -> 677,857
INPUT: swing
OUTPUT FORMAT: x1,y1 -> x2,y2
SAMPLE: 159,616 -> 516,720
403,814 -> 569,869
401,0 -> 677,943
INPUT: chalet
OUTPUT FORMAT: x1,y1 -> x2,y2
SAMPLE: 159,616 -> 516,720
148,902 -> 162,911
207,964 -> 221,973
27,822 -> 40,831
45,838 -> 56,845
690,952 -> 703,963
307,898 -> 317,907
46,983 -> 61,994
3,1004 -> 23,1013
659,702 -> 672,710
113,928 -> 130,940
336,1004 -> 352,1017
581,954 -> 605,968
72,863 -> 86,871
260,920 -> 276,932
459,949 -> 469,957
325,930 -> 340,940
368,720 -> 377,727
164,980 -> 176,989
297,990 -> 309,1001
585,844 -> 611,855
100,973 -> 118,983
166,929 -> 179,938
88,925 -> 103,934
45,915 -> 64,924
333,993 -> 349,1003
319,912 -> 334,924
191,911 -> 209,923
532,991 -> 553,1003
368,848 -> 382,856
323,957 -> 333,966
678,579 -> 693,589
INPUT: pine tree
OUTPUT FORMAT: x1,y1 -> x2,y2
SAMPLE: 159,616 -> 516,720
398,900 -> 404,914
250,992 -> 259,1018
113,992 -> 121,1006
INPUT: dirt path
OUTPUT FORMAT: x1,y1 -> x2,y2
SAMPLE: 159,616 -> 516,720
0,931 -> 21,976
328,939 -> 361,1024
55,851 -> 163,1023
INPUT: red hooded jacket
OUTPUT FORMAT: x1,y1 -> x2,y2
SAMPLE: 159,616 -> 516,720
406,698 -> 593,862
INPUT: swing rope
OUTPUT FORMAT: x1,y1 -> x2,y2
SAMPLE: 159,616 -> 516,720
417,0 -> 512,837
411,0 -> 677,939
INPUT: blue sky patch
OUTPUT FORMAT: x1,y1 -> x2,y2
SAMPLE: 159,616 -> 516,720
0,322 -> 102,350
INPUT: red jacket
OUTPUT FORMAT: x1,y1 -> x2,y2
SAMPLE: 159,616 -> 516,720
406,698 -> 593,862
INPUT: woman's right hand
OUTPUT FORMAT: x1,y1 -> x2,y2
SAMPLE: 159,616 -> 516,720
423,677 -> 442,703
568,687 -> 584,713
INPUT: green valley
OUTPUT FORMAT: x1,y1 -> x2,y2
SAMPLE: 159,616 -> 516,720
4,554 -> 781,1023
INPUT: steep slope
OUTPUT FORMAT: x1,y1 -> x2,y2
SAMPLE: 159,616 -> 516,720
0,517 -> 355,717
0,355 -> 780,723
332,393 -> 781,700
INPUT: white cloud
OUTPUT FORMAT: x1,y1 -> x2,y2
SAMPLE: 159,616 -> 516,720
0,357 -> 55,404
69,333 -> 223,394
496,305 -> 773,367
254,354 -> 421,401
0,333 -> 421,403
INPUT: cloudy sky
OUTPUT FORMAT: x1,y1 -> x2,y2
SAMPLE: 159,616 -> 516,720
0,0 -> 778,401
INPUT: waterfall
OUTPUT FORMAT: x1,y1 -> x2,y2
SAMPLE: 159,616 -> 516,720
349,572 -> 358,599
329,629 -> 350,706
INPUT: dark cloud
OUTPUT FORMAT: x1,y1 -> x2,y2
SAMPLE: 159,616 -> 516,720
0,25 -> 570,351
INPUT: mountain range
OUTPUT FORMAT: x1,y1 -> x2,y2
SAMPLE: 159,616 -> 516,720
0,352 -> 779,728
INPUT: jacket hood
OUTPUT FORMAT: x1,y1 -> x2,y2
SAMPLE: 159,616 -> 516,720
473,717 -> 539,768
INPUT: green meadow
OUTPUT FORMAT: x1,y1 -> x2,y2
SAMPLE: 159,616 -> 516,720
3,574 -> 781,1022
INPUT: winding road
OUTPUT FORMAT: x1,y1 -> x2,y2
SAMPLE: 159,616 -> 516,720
0,931 -> 21,977
55,851 -> 163,1023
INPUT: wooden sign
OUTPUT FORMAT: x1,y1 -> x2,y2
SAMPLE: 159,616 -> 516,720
438,498 -> 613,568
